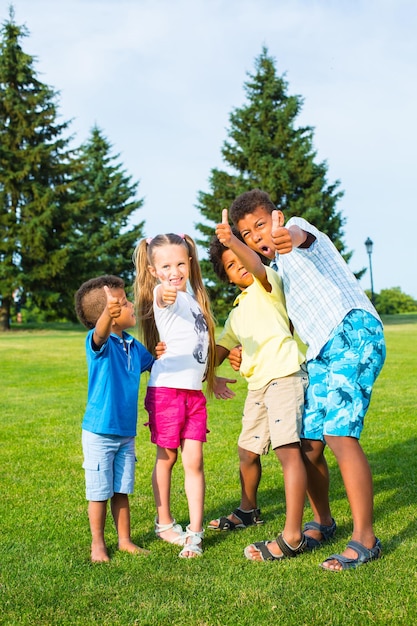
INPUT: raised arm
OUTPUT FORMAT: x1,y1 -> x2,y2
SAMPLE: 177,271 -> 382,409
216,209 -> 271,291
93,285 -> 122,348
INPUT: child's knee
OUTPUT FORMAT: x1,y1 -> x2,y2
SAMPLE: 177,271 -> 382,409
238,446 -> 260,465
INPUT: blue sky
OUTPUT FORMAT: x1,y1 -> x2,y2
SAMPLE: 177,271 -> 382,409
2,0 -> 416,298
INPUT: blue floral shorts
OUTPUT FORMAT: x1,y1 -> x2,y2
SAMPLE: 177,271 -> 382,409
301,310 -> 386,441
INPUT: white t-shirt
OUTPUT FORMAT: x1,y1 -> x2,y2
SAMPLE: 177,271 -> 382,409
148,288 -> 209,390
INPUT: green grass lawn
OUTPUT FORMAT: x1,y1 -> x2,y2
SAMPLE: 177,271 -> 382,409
1,315 -> 416,625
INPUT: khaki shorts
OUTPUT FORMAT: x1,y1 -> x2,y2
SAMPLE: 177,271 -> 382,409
238,368 -> 308,455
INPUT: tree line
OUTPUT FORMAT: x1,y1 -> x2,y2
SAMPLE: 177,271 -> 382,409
1,8 -> 415,331
0,8 -> 144,330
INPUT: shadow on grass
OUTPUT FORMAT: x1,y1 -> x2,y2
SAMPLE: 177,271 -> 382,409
202,435 -> 417,552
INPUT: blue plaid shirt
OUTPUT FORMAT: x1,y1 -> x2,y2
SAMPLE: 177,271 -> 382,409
270,217 -> 381,360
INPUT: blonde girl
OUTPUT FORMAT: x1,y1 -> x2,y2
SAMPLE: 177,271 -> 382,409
134,233 -> 217,558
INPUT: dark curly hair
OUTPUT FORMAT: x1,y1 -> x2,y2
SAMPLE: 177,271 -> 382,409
229,189 -> 277,226
208,228 -> 269,285
208,226 -> 247,284
74,275 -> 124,329
208,236 -> 229,283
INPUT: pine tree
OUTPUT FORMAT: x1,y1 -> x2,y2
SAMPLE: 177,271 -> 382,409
0,11 -> 145,329
69,126 -> 144,300
195,47 -> 345,319
0,8 -> 79,330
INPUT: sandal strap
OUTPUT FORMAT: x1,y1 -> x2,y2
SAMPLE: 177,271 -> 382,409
276,533 -> 308,558
216,516 -> 238,531
346,539 -> 382,562
232,508 -> 263,527
320,538 -> 382,571
154,517 -> 178,533
303,518 -> 336,541
250,541 -> 283,561
185,524 -> 204,541
179,525 -> 204,558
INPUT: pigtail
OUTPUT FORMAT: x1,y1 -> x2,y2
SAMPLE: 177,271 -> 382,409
133,239 -> 160,355
184,234 -> 217,396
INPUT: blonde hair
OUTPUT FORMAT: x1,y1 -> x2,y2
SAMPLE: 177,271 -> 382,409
133,233 -> 216,395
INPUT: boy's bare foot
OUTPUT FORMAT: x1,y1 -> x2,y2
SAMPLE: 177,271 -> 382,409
91,543 -> 110,563
119,539 -> 150,555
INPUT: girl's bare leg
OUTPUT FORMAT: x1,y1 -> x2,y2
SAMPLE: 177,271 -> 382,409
181,438 -> 205,557
153,446 -> 180,542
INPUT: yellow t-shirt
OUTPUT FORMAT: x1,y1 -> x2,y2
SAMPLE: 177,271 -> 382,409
217,266 -> 305,390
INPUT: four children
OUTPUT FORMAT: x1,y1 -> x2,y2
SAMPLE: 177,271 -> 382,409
76,190 -> 385,571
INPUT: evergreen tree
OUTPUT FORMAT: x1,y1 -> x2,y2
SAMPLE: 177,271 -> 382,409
195,47 -> 345,319
69,126 -> 144,303
0,8 -> 80,330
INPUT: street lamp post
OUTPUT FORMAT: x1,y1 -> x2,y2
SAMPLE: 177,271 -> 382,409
364,237 -> 374,304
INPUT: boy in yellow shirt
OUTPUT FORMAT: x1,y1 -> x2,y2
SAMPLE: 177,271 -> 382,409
208,210 -> 311,561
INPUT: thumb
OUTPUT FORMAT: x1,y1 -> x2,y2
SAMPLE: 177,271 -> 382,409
272,210 -> 279,232
222,208 -> 229,224
103,285 -> 113,300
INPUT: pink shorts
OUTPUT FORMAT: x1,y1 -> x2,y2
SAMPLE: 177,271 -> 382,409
144,387 -> 208,448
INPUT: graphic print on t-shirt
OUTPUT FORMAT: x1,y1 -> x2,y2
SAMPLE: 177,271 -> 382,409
192,310 -> 208,364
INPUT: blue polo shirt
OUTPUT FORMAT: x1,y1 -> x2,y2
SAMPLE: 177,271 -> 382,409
82,330 -> 154,437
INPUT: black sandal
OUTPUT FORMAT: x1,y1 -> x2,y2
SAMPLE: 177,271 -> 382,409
208,508 -> 264,531
244,532 -> 309,561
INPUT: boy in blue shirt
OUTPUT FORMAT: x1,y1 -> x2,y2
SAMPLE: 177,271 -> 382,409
75,275 -> 154,562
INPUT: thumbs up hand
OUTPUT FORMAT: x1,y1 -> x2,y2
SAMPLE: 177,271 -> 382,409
103,285 -> 122,319
216,208 -> 234,247
271,210 -> 293,254
159,280 -> 178,306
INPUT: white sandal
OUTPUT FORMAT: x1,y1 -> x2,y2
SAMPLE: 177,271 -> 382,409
179,525 -> 204,558
154,518 -> 186,546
